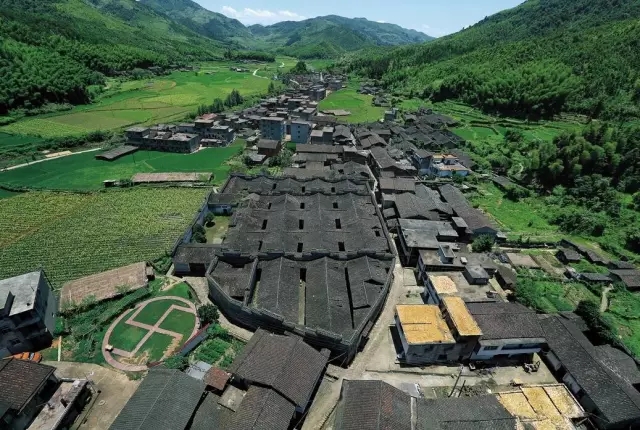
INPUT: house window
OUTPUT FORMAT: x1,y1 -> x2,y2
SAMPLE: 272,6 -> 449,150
333,202 -> 339,209
302,186 -> 306,193
272,183 -> 277,190
438,354 -> 447,361
338,242 -> 345,252
335,219 -> 342,229
375,230 -> 381,237
297,243 -> 303,253
483,346 -> 499,351
258,240 -> 263,251
268,203 -> 272,209
261,220 -> 268,230
299,219 -> 304,230
300,202 -> 305,209
331,187 -> 336,193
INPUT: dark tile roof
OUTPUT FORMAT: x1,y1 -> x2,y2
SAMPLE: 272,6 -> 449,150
610,270 -> 640,288
540,315 -> 640,425
438,185 -> 497,232
0,358 -> 56,413
229,386 -> 295,430
557,248 -> 581,261
109,367 -> 205,430
228,329 -> 327,409
496,266 -> 517,286
579,273 -> 612,282
394,193 -> 442,220
416,396 -> 516,430
257,139 -> 280,149
379,178 -> 416,193
95,145 -> 139,161
173,243 -> 220,265
189,392 -> 234,430
295,144 -> 343,154
334,380 -> 412,430
208,193 -> 240,205
467,302 -> 544,340
609,261 -> 636,270
594,345 -> 640,386
359,133 -> 387,149
415,185 -> 453,215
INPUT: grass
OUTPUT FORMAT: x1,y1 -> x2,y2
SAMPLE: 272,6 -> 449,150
605,290 -> 640,358
470,183 -> 563,241
158,309 -> 196,338
133,299 -> 188,326
1,63 -> 272,138
318,82 -> 386,124
109,309 -> 149,351
140,332 -> 175,362
0,188 -> 208,287
570,260 -> 610,274
156,282 -> 193,300
0,140 -> 245,191
0,189 -> 18,199
518,278 -> 599,313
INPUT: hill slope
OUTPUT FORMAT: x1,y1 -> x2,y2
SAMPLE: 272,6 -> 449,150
248,15 -> 433,58
138,0 -> 252,44
0,0 -> 222,114
349,0 -> 640,119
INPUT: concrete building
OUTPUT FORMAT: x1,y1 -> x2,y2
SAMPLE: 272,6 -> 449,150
0,271 -> 57,358
259,117 -> 286,141
291,120 -> 312,144
468,302 -> 546,360
205,125 -> 235,144
394,304 -> 457,364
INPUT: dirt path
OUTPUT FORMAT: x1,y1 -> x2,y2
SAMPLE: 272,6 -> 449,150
1,147 -> 103,172
252,69 -> 268,79
601,285 -> 614,313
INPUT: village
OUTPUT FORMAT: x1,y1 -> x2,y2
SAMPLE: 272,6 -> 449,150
1,70 -> 640,430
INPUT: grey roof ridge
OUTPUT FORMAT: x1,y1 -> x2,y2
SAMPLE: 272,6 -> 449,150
135,369 -> 174,430
325,257 -> 332,330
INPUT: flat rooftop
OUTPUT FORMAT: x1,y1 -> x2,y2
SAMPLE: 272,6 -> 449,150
428,275 -> 458,295
396,304 -> 454,345
29,380 -> 89,430
0,271 -> 41,315
442,296 -> 482,337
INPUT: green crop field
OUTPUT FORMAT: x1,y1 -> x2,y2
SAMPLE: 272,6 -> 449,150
133,299 -> 189,326
318,83 -> 386,124
0,188 -> 208,287
159,308 -> 197,337
1,64 -> 272,138
0,140 -> 244,190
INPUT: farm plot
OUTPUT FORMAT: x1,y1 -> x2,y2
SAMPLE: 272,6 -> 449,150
0,188 -> 208,287
1,66 -> 271,138
0,141 -> 243,190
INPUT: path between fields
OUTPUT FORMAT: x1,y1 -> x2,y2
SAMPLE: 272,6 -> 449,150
252,69 -> 268,79
601,285 -> 614,313
1,147 -> 103,172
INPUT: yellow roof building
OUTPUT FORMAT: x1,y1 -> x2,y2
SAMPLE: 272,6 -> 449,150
395,304 -> 455,345
428,275 -> 458,295
442,296 -> 483,337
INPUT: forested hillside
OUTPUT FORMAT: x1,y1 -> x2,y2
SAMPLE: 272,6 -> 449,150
0,0 -> 222,114
248,16 -> 432,59
138,0 -> 252,44
348,0 -> 640,120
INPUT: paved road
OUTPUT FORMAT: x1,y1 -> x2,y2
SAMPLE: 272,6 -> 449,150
1,147 -> 103,172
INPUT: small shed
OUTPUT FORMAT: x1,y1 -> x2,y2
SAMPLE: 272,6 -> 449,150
556,248 -> 581,264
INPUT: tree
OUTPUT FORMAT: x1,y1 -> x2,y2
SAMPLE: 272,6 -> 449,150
472,235 -> 494,252
164,355 -> 188,370
198,304 -> 220,325
290,61 -> 308,75
204,213 -> 215,226
191,223 -> 206,243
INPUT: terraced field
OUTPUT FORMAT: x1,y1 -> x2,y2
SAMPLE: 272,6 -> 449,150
0,188 -> 208,287
1,63 -> 271,138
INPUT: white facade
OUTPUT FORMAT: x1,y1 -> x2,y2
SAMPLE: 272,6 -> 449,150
471,339 -> 544,360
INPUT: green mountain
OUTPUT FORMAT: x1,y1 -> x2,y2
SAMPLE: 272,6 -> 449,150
138,0 -> 252,44
349,0 -> 640,119
0,0 -> 223,114
248,15 -> 433,58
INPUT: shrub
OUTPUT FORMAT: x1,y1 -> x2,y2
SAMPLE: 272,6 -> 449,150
198,304 -> 220,325
472,235 -> 494,252
164,355 -> 189,370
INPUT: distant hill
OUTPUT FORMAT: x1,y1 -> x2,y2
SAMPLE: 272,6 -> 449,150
138,0 -> 252,44
248,15 -> 433,58
348,0 -> 640,119
135,0 -> 433,57
0,0 -> 223,114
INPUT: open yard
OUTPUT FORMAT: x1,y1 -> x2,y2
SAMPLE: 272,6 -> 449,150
0,140 -> 244,190
0,188 -> 208,287
319,83 -> 386,124
0,62 -> 272,139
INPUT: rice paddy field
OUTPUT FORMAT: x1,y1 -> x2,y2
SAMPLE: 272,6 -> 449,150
0,61 -> 272,139
0,187 -> 208,287
0,139 -> 244,190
